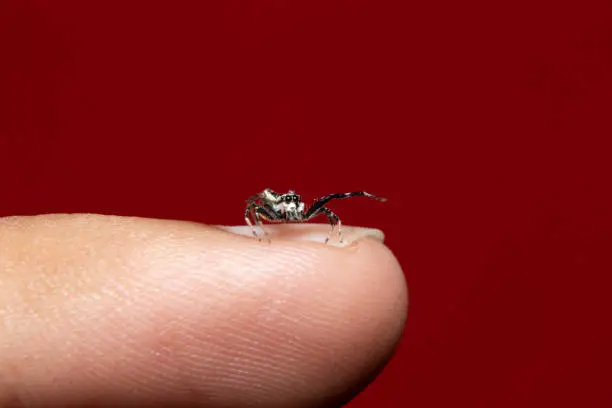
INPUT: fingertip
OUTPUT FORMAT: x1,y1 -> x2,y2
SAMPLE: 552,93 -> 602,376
0,215 -> 407,407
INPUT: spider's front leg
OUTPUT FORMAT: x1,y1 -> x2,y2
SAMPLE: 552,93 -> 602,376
245,203 -> 278,243
244,192 -> 268,240
306,207 -> 342,244
244,205 -> 259,239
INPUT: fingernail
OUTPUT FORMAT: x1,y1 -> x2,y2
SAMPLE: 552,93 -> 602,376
215,224 -> 385,247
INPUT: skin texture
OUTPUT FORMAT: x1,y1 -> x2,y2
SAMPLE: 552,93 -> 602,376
0,214 -> 408,407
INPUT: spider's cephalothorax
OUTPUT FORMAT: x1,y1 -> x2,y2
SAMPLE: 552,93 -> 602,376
244,189 -> 387,244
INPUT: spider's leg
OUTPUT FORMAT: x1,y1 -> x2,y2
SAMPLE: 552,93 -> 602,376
305,191 -> 386,218
245,193 -> 265,238
245,190 -> 279,238
320,207 -> 342,244
248,204 -> 279,243
306,207 -> 342,244
253,208 -> 272,243
244,204 -> 259,239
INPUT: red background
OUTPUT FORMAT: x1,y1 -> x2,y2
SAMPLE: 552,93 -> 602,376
1,1 -> 611,406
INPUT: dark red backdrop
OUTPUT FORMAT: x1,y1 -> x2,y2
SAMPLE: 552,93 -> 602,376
1,1 -> 611,406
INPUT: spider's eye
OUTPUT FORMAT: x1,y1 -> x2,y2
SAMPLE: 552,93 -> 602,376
285,196 -> 291,202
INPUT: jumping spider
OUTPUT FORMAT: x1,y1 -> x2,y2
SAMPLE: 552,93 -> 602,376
244,189 -> 387,244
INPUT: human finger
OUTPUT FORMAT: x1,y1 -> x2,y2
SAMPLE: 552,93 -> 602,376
0,214 -> 407,407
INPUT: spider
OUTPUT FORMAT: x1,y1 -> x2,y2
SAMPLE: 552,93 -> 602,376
244,189 -> 387,244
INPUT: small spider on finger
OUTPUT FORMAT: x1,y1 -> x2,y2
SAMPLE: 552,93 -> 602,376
244,189 -> 387,244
